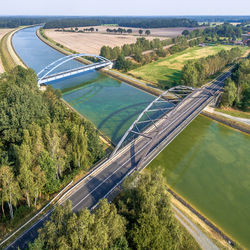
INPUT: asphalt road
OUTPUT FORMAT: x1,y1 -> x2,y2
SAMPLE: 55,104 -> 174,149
5,70 -> 231,250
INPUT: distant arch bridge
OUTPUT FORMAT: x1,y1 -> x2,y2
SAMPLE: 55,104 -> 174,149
37,54 -> 112,85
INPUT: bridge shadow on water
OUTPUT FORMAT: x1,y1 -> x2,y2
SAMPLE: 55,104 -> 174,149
97,102 -> 149,144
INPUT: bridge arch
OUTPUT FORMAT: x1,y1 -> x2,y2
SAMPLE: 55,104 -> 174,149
110,85 -> 198,158
37,53 -> 112,85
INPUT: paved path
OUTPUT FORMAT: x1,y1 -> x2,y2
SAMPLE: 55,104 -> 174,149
205,107 -> 250,125
173,205 -> 219,250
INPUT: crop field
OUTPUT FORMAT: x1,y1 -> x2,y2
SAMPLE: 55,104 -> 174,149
129,45 -> 237,87
44,26 -> 201,55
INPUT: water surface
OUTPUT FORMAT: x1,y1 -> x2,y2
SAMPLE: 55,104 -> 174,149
149,116 -> 250,248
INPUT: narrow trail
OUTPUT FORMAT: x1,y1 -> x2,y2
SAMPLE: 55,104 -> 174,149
172,205 -> 219,250
205,107 -> 250,126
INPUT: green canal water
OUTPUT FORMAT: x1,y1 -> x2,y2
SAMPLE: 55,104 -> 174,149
149,115 -> 250,248
60,72 -> 155,144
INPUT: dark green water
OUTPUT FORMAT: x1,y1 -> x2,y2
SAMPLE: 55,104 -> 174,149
59,73 -> 155,144
149,115 -> 250,248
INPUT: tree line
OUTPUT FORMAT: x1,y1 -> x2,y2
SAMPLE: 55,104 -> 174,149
28,170 -> 199,250
0,67 -> 105,226
0,16 -> 57,28
106,28 -> 133,34
44,17 -> 199,29
100,23 -> 244,67
100,34 -> 203,72
203,23 -> 242,41
221,55 -> 250,111
181,47 -> 242,87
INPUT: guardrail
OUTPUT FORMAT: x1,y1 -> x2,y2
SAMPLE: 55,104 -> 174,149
0,180 -> 73,248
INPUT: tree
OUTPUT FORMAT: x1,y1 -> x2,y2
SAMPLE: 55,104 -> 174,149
115,55 -> 133,72
182,30 -> 190,36
116,170 -> 182,249
138,29 -> 143,35
145,30 -> 151,36
122,44 -> 131,57
0,166 -> 21,218
68,124 -> 88,170
38,152 -> 59,194
18,165 -> 34,208
0,66 -> 48,144
221,80 -> 237,107
100,46 -> 111,59
33,166 -> 46,207
181,61 -> 199,87
30,200 -> 126,249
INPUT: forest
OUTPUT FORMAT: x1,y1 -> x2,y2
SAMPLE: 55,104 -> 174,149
221,56 -> 250,111
28,170 -> 199,250
0,16 -> 58,28
0,67 -> 105,229
43,17 -> 199,29
181,47 -> 242,87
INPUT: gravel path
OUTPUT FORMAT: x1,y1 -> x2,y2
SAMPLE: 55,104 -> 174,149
205,107 -> 250,125
172,205 -> 219,250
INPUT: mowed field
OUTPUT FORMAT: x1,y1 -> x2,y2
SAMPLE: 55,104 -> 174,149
0,29 -> 13,73
44,26 -> 200,55
129,45 -> 236,87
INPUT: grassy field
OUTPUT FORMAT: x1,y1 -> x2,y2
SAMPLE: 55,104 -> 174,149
129,45 -> 241,88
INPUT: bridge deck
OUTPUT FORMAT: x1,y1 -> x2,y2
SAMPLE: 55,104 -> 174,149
38,61 -> 112,85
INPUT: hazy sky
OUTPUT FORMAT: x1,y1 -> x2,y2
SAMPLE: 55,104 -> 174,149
1,0 -> 250,16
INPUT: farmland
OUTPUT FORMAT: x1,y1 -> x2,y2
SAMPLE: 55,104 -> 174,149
129,45 -> 236,87
44,26 -> 200,55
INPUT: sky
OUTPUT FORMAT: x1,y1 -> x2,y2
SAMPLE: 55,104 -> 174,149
0,0 -> 250,16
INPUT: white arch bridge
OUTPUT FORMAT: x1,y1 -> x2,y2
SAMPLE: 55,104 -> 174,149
37,54 -> 112,85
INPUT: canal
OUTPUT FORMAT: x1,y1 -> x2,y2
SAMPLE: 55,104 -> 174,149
12,26 -> 156,144
12,26 -> 250,248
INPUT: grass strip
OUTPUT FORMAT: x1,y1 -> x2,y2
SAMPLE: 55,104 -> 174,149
0,31 -> 17,72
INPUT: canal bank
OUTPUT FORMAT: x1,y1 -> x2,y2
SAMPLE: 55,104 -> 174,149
0,26 -> 27,72
11,25 -> 250,249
